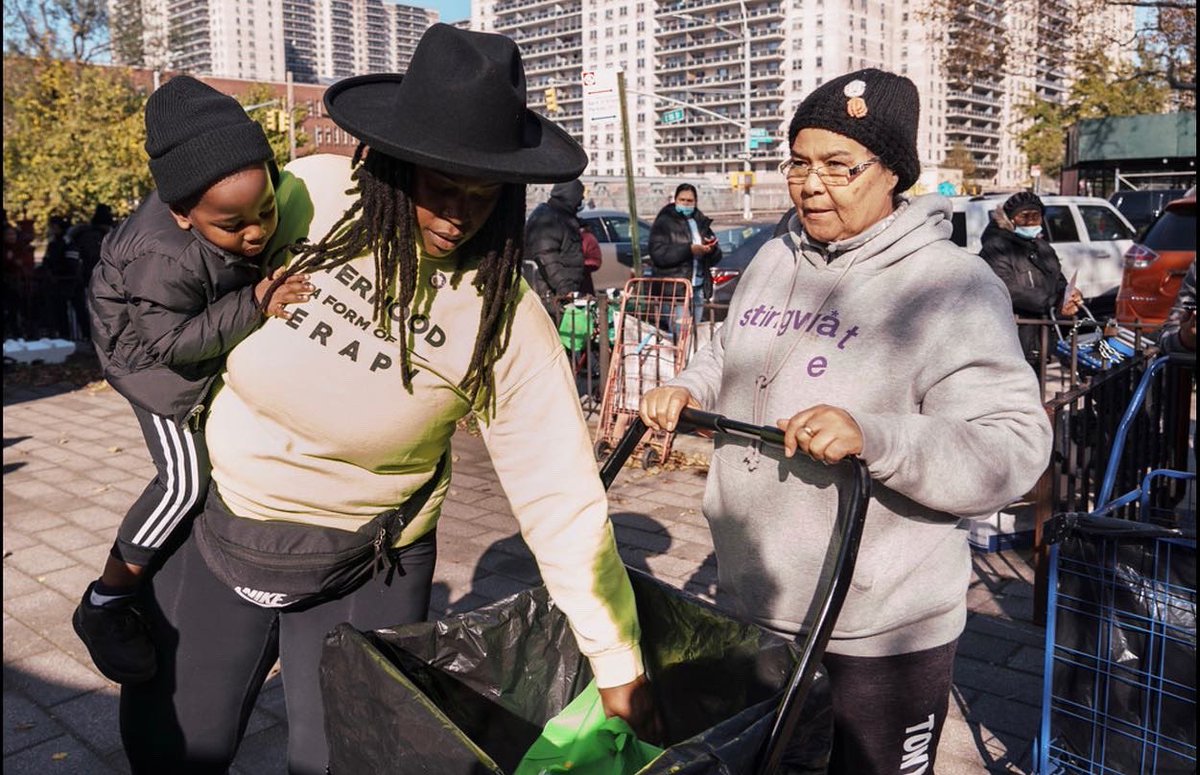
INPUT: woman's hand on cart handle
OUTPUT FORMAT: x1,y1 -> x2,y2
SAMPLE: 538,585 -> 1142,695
598,673 -> 665,745
777,405 -> 864,465
640,386 -> 700,433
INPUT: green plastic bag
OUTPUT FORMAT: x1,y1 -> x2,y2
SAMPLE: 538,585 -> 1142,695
514,680 -> 663,775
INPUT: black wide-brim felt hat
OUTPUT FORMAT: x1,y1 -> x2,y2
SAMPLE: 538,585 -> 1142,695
324,24 -> 588,184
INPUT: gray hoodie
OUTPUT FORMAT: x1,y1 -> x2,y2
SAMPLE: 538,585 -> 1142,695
670,194 -> 1052,658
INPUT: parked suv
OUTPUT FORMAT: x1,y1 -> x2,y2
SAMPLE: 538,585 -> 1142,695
1115,189 -> 1196,327
578,209 -> 651,291
1108,188 -> 1189,233
950,195 -> 1136,302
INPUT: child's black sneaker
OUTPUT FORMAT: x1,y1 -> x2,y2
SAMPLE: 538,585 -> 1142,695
71,583 -> 157,684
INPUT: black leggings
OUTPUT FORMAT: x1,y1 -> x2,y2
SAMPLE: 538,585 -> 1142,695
824,640 -> 958,775
119,520 -> 437,775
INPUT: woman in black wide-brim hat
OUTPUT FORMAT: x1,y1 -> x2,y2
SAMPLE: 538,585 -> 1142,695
119,24 -> 658,774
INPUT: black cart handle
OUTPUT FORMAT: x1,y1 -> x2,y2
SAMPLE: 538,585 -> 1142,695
599,407 -> 788,489
596,408 -> 872,775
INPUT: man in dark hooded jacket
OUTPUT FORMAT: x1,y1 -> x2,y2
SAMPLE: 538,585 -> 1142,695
523,179 -> 586,320
979,191 -> 1082,366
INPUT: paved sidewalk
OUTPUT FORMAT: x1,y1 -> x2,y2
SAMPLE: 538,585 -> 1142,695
4,382 -> 1044,773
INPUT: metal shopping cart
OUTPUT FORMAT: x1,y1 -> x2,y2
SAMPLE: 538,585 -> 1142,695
1037,353 -> 1196,774
321,409 -> 871,774
593,278 -> 694,469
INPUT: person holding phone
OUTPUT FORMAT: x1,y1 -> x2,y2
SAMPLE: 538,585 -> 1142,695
979,191 -> 1083,368
648,183 -> 722,332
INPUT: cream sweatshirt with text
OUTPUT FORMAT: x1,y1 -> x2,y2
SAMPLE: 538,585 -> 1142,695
205,154 -> 643,687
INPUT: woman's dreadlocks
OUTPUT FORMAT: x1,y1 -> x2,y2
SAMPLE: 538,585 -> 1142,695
262,145 -> 526,410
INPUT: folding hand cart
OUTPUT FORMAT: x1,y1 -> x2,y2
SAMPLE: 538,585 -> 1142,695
322,408 -> 872,774
593,278 -> 694,470
1038,353 -> 1196,774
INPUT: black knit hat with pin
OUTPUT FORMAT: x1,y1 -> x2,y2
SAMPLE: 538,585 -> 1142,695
145,76 -> 273,205
787,69 -> 921,192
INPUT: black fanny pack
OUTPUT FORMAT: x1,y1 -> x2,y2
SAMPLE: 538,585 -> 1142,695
194,456 -> 446,610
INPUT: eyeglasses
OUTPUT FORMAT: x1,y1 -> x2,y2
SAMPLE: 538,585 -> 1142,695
777,156 -> 881,186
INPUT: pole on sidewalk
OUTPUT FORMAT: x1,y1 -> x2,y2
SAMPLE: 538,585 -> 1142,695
617,71 -> 642,278
286,71 -> 296,162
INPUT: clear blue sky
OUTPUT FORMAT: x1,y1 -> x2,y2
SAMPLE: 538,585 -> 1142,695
410,0 -> 470,24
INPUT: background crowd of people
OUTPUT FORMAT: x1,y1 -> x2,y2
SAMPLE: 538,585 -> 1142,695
2,204 -> 114,343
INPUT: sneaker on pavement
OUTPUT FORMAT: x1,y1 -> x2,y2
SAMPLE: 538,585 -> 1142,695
72,583 -> 157,684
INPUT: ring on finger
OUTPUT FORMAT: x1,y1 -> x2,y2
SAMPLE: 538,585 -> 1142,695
800,426 -> 816,437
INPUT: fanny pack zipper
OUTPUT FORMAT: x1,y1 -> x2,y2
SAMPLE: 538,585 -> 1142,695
207,527 -> 379,571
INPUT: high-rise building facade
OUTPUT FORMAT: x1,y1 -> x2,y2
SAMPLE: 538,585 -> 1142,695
473,0 -> 1132,188
112,0 -> 437,84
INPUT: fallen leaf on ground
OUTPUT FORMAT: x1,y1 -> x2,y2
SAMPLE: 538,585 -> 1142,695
51,752 -> 69,761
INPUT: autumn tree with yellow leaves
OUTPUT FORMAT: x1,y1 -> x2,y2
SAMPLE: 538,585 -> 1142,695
3,57 -> 153,226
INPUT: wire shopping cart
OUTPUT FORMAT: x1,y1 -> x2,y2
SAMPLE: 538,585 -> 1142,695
322,409 -> 872,774
1038,353 -> 1196,775
593,277 -> 694,470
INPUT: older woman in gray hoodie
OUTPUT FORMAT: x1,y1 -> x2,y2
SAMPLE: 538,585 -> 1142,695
641,69 -> 1052,775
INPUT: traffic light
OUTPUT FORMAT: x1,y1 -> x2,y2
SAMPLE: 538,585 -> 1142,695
264,110 -> 278,132
543,87 -> 559,113
729,171 -> 755,190
275,109 -> 290,131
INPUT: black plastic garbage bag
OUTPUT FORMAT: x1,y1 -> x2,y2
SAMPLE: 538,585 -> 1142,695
1047,517 -> 1196,774
321,569 -> 832,774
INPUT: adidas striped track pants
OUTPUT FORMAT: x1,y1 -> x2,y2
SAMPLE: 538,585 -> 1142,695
113,405 -> 209,567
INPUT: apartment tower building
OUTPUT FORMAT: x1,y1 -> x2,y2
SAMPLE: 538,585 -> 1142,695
473,0 -> 1131,188
112,0 -> 437,84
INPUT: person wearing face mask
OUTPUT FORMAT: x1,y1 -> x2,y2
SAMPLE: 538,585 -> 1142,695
979,191 -> 1083,367
648,183 -> 722,330
523,178 -> 587,320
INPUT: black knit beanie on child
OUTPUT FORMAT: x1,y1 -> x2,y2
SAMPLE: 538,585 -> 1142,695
145,76 -> 273,206
787,69 -> 921,193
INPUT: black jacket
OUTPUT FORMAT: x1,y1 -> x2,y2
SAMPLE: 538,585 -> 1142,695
648,203 -> 722,298
88,193 -> 265,425
523,185 -> 585,305
979,219 -> 1068,361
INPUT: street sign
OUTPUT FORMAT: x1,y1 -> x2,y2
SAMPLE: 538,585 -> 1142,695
748,135 -> 776,150
660,108 -> 686,124
750,127 -> 768,137
1030,165 -> 1042,178
582,68 -> 621,126
937,181 -> 957,197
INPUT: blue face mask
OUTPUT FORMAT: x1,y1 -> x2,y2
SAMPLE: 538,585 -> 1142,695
675,205 -> 695,217
1015,225 -> 1043,240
